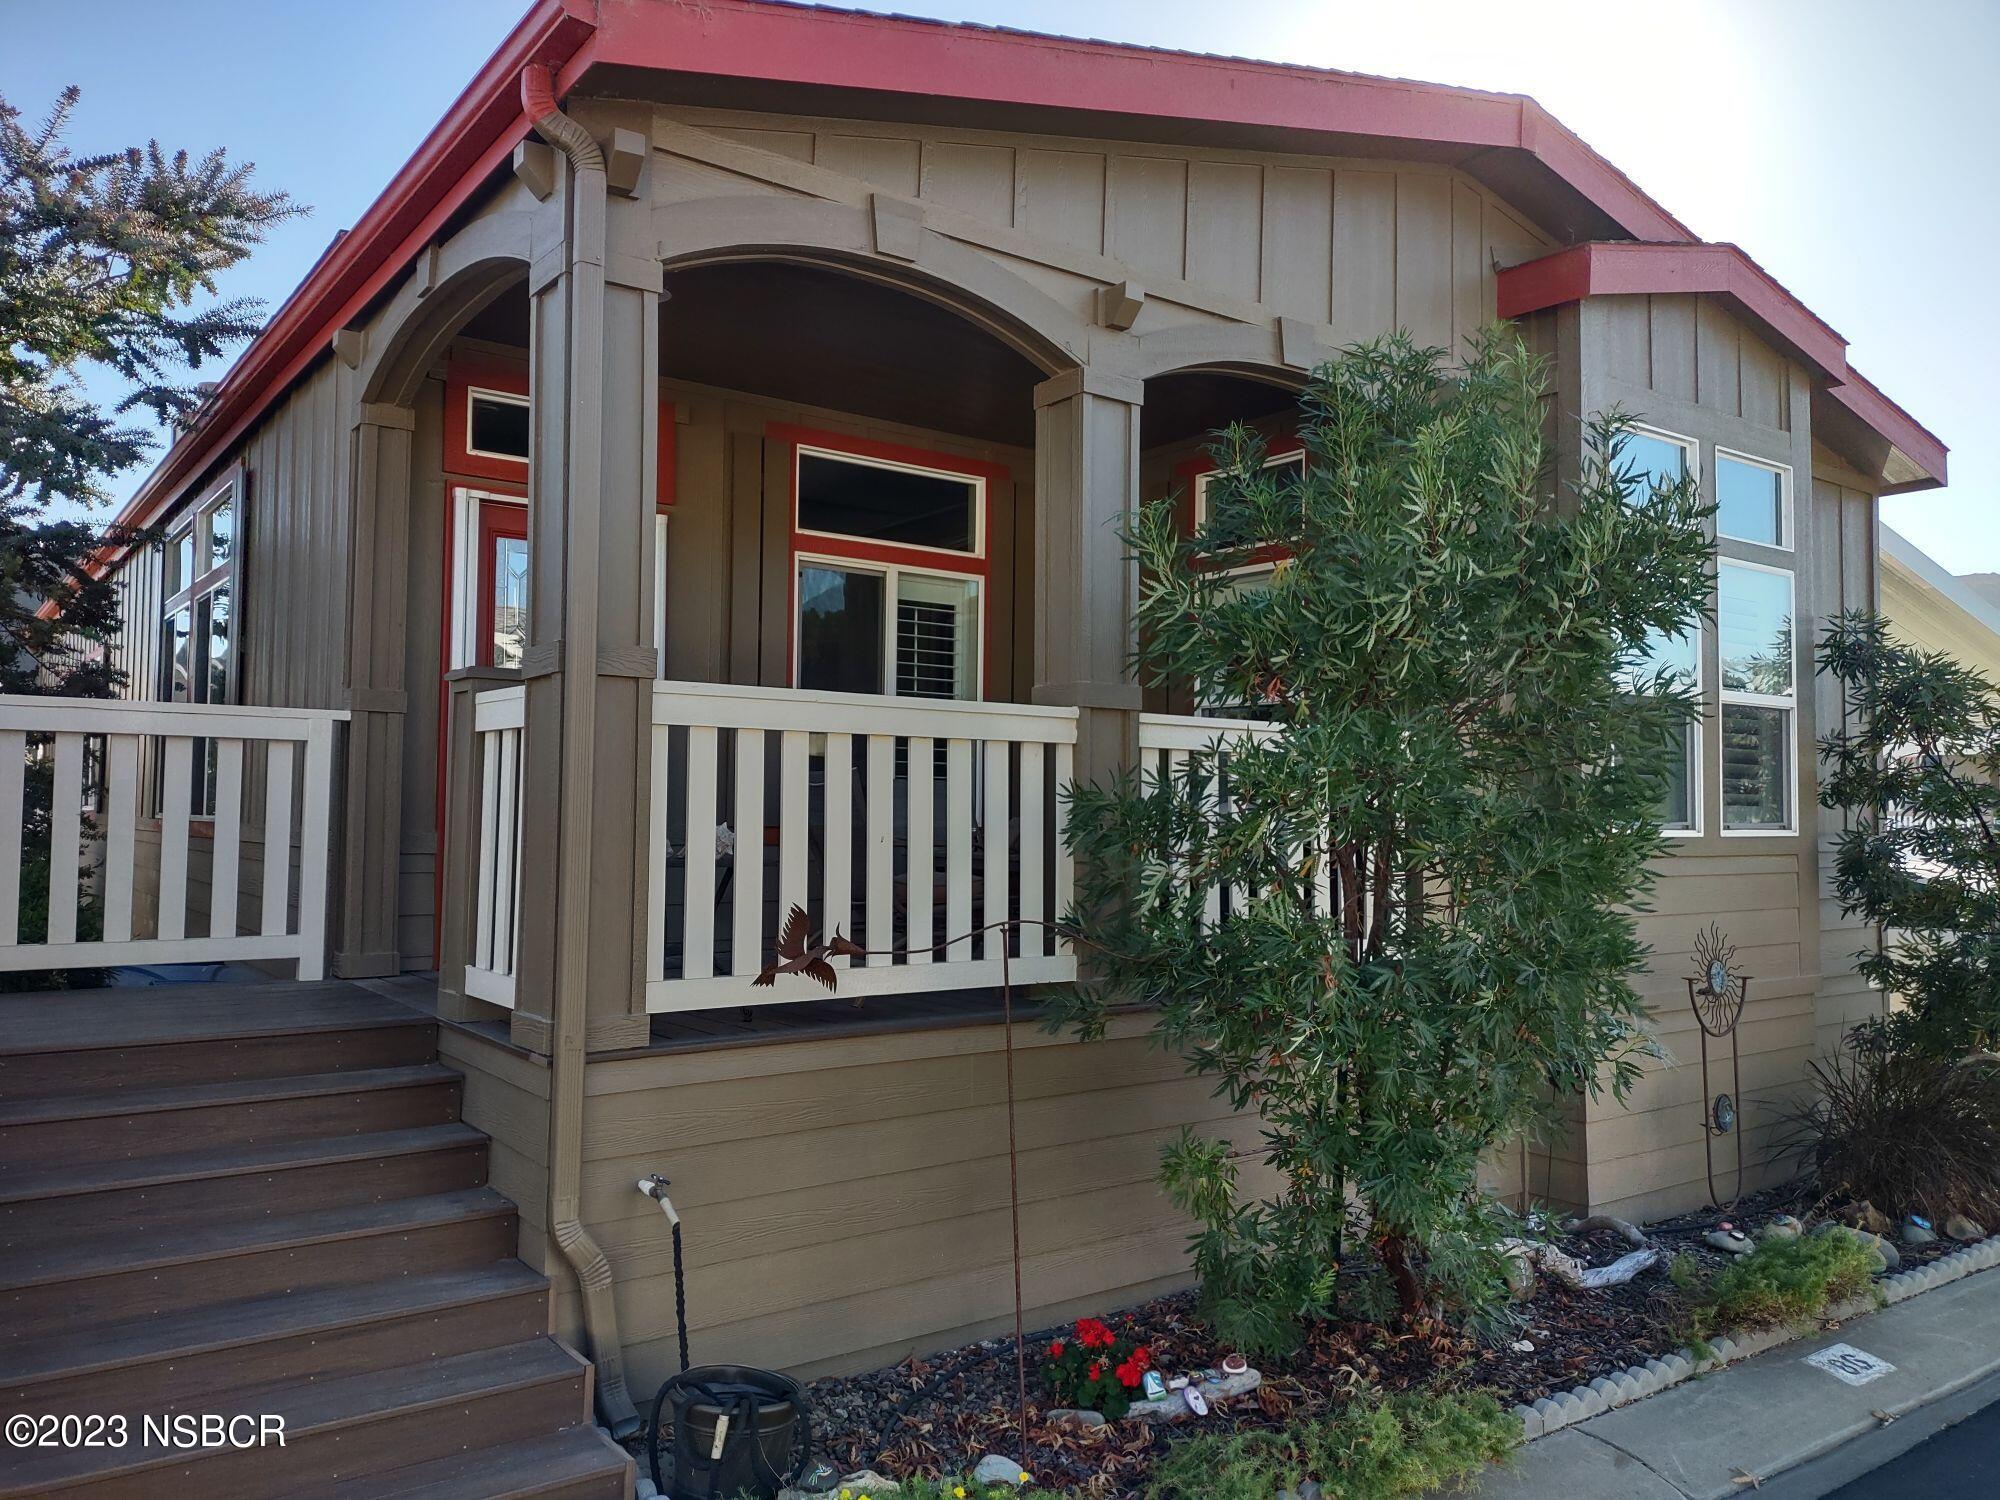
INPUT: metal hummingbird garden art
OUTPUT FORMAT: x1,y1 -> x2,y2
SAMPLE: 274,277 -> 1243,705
1687,924 -> 1750,1209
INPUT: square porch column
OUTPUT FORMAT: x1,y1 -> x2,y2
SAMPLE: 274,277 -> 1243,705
1032,368 -> 1144,788
509,161 -> 659,1055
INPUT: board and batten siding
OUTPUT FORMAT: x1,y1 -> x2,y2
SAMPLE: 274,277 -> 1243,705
626,101 -> 1554,359
443,1014 -> 1278,1384
1565,293 -> 1871,1219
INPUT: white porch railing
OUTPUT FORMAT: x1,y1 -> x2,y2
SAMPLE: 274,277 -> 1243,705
462,684 -> 524,1009
0,695 -> 345,978
644,681 -> 1079,1010
1138,711 -> 1283,927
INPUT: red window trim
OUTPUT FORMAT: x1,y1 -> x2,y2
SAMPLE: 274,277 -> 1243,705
444,358 -> 678,503
770,422 -> 1005,697
1175,431 -> 1305,573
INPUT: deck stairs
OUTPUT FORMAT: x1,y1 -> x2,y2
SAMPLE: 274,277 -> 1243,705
0,981 -> 632,1498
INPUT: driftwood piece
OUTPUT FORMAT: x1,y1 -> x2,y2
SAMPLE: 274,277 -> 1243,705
1566,1214 -> 1652,1248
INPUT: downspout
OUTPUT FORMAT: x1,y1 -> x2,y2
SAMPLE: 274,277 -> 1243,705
519,61 -> 640,1440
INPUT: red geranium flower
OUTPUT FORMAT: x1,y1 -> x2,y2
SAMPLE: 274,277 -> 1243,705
1087,1361 -> 1103,1382
1048,1341 -> 1065,1359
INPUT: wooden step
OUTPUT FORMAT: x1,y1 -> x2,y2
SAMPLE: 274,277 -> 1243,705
3,1260 -> 551,1411
0,1123 -> 491,1243
0,1063 -> 464,1168
0,1187 -> 519,1339
0,1338 -> 596,1499
302,1426 -> 634,1499
0,983 -> 435,1098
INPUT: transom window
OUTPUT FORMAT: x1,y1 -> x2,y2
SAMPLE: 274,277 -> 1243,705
466,388 -> 531,463
159,476 -> 238,814
795,447 -> 982,558
788,441 -> 992,699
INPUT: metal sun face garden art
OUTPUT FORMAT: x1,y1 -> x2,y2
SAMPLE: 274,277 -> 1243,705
1687,924 -> 1751,1210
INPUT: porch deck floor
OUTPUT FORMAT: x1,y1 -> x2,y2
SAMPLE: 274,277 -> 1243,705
355,972 -> 1086,1057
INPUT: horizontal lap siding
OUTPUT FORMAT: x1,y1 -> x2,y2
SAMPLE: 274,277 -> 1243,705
501,1016 -> 1274,1384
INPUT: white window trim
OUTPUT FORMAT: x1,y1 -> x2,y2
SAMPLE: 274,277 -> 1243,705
160,478 -> 239,706
1714,446 -> 1793,552
791,550 -> 986,702
1622,423 -> 1699,494
1717,555 -> 1797,836
792,444 -> 987,564
464,386 -> 532,465
1192,447 -> 1307,530
450,488 -> 669,676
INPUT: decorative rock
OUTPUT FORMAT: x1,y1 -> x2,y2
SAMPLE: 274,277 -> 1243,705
1839,1201 -> 1894,1237
1500,1245 -> 1539,1302
1509,1339 -> 1535,1354
1944,1213 -> 1987,1243
1045,1409 -> 1107,1429
1761,1215 -> 1805,1241
1125,1368 -> 1262,1422
1902,1217 -> 1939,1247
1704,1226 -> 1754,1255
634,1479 -> 659,1500
973,1454 -> 1029,1487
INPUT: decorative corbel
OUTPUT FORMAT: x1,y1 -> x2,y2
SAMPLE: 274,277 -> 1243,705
1097,280 -> 1146,332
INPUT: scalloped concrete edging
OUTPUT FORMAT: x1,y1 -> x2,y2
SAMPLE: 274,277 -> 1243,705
1510,1231 -> 2000,1443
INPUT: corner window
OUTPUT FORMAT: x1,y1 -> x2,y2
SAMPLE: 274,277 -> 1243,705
466,389 -> 531,463
159,477 -> 239,815
1716,451 -> 1788,549
1718,559 -> 1795,832
1613,428 -> 1700,832
786,439 -> 993,699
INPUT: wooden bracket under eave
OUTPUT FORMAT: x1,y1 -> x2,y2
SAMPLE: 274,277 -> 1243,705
514,139 -> 556,201
605,128 -> 647,198
330,327 -> 366,370
869,194 -> 924,261
1097,280 -> 1146,331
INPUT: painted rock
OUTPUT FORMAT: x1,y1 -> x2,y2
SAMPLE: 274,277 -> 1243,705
1902,1217 -> 1938,1247
1760,1215 -> 1804,1241
1704,1226 -> 1754,1255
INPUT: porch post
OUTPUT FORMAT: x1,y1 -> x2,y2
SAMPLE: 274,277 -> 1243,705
1032,367 -> 1144,788
335,403 -> 415,977
510,133 -> 659,1055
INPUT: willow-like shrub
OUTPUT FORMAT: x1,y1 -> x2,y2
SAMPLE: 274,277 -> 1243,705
1054,333 -> 1711,1347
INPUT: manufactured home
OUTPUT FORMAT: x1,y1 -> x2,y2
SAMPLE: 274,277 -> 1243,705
0,1 -> 1947,1492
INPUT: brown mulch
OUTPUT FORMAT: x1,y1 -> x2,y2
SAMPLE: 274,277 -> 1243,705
800,1183 -> 1949,1494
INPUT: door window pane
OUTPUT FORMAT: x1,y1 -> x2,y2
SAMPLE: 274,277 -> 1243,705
798,452 -> 976,553
1617,431 -> 1689,501
169,529 -> 195,596
204,499 -> 234,570
1719,563 -> 1793,695
469,392 -> 531,460
203,585 -> 231,704
895,574 -> 977,700
490,536 -> 530,668
1721,703 -> 1790,830
798,564 -> 886,694
165,606 -> 192,702
1717,456 -> 1784,546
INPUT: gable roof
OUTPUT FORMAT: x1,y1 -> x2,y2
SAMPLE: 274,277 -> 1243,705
100,0 -> 1943,554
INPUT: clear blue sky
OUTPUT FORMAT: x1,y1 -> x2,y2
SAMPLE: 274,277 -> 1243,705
10,0 -> 1997,568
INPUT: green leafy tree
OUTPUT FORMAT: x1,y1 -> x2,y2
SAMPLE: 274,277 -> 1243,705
1818,614 -> 2000,1060
1,87 -> 296,989
1056,333 -> 1711,1345
2,84 -> 299,692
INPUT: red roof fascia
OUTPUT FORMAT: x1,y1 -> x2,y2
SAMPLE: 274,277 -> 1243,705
1496,241 -> 1850,376
1828,368 -> 1949,490
98,0 -> 596,548
588,0 -> 1694,243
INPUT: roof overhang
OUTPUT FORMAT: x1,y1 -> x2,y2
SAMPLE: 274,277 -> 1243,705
95,0 -> 1943,577
1496,240 -> 1946,493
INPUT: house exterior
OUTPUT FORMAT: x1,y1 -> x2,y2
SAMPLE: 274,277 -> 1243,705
3,0 -> 1948,1439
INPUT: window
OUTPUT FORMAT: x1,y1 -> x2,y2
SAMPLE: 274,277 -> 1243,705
1613,428 -> 1701,831
785,438 -> 995,700
1192,449 -> 1307,531
466,389 -> 531,462
1718,558 -> 1795,832
1716,451 -> 1787,548
159,476 -> 239,814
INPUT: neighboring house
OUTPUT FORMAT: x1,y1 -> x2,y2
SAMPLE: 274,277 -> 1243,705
1881,524 -> 2000,681
0,0 -> 1949,1459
